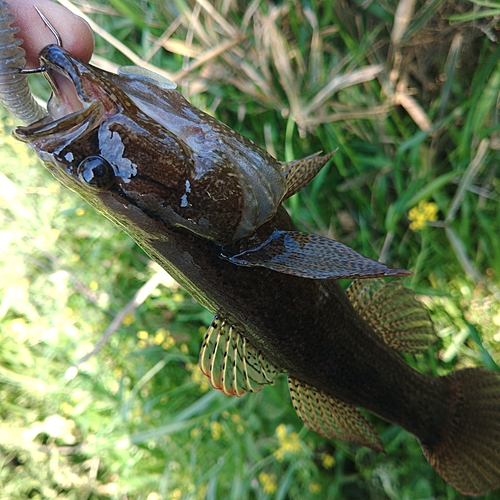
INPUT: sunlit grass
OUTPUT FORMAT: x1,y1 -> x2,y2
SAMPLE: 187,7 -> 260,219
1,0 -> 499,498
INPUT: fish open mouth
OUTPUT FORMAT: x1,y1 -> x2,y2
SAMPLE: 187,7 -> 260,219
46,69 -> 86,119
15,44 -> 119,139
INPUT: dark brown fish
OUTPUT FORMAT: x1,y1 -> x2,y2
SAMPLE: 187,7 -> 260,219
2,10 -> 500,496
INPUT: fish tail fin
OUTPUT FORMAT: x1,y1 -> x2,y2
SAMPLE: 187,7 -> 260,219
420,367 -> 500,496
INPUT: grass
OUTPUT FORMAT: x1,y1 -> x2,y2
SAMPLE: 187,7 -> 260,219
1,0 -> 500,498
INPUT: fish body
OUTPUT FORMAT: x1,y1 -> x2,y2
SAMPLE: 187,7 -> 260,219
2,31 -> 500,497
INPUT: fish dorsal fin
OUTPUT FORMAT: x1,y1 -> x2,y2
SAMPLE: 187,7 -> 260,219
346,279 -> 436,353
281,150 -> 337,200
199,313 -> 280,396
223,230 -> 410,280
288,376 -> 384,452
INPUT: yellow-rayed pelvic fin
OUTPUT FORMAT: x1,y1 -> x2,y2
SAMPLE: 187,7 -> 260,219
199,314 -> 279,397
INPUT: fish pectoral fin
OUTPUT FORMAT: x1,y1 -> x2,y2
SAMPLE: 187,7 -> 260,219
288,376 -> 384,452
346,279 -> 436,353
199,313 -> 280,397
280,150 -> 337,200
222,230 -> 410,279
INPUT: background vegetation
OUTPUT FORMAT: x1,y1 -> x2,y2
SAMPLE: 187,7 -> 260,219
1,0 -> 500,498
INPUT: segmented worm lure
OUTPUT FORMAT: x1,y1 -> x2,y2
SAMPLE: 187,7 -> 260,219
0,0 -> 47,123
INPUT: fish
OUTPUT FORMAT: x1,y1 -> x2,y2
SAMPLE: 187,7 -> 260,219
2,4 -> 500,496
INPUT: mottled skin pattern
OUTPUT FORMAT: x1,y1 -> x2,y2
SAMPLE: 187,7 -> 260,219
13,44 -> 500,497
29,45 -> 286,244
14,45 -> 451,450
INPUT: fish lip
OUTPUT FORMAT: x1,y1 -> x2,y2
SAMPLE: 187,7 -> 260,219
14,99 -> 103,142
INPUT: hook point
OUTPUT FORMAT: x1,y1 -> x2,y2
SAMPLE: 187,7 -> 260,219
19,5 -> 63,74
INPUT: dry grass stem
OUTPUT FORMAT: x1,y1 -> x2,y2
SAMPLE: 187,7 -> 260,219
172,35 -> 246,81
300,105 -> 391,127
195,0 -> 237,37
394,91 -> 432,131
144,17 -> 183,62
56,0 -> 175,80
446,138 -> 491,224
304,65 -> 384,116
391,0 -> 418,44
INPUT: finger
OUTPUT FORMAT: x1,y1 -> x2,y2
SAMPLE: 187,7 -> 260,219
5,0 -> 94,67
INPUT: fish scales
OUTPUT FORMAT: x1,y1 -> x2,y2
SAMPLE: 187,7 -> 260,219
1,1 -> 500,496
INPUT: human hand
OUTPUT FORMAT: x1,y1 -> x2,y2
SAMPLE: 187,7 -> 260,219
4,0 -> 94,67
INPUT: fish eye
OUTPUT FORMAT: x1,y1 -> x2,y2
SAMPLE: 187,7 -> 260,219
78,156 -> 116,190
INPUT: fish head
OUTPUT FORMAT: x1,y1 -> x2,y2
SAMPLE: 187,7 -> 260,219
14,45 -> 287,244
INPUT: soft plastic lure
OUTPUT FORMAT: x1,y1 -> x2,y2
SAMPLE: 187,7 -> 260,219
0,1 -> 46,123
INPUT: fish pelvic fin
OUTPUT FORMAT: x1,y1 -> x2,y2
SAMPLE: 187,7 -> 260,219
280,149 -> 337,200
288,376 -> 384,452
199,313 -> 280,396
346,279 -> 436,353
420,368 -> 500,496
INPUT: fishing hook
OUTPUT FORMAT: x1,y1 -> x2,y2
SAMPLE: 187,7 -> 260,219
19,4 -> 62,74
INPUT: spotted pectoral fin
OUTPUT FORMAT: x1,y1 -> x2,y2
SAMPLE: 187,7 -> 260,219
281,150 -> 337,200
346,279 -> 436,353
222,230 -> 410,279
199,313 -> 280,397
288,377 -> 384,452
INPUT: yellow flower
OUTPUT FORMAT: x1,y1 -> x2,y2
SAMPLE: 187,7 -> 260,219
321,453 -> 335,469
59,402 -> 73,414
259,472 -> 277,494
170,489 -> 182,500
122,313 -> 136,326
309,482 -> 322,493
137,330 -> 149,340
153,328 -> 167,345
162,337 -> 176,350
274,424 -> 301,461
49,228 -> 60,241
210,421 -> 223,440
408,200 -> 439,231
276,423 -> 287,440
